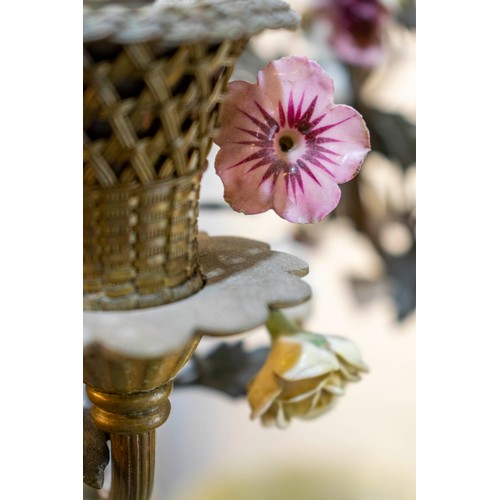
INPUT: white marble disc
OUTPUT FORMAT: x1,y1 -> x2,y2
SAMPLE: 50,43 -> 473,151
83,234 -> 311,357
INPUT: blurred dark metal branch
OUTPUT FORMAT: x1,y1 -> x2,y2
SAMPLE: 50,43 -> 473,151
83,408 -> 109,489
175,341 -> 270,398
336,63 -> 416,321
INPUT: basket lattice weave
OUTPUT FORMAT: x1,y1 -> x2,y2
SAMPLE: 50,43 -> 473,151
84,38 -> 248,310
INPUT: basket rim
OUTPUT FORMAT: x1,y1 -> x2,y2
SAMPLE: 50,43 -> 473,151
83,0 -> 300,45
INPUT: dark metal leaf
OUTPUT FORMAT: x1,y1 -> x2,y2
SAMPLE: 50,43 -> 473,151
83,408 -> 109,489
176,341 -> 270,398
383,242 -> 416,321
397,0 -> 416,29
349,241 -> 416,322
362,106 -> 416,170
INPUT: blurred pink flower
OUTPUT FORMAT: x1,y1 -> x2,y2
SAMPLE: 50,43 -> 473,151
320,0 -> 390,67
214,56 -> 370,224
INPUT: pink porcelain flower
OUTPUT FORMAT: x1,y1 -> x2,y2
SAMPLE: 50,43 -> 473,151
319,0 -> 390,67
214,56 -> 370,224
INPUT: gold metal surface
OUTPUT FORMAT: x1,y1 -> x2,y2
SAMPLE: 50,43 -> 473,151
108,432 -> 156,500
84,334 -> 201,499
83,334 -> 201,393
86,383 -> 173,434
83,38 -> 247,311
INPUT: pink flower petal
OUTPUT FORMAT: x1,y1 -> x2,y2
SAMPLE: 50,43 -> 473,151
257,56 -> 335,122
214,80 -> 278,148
215,143 -> 274,215
308,104 -> 370,184
272,166 -> 342,224
214,80 -> 280,215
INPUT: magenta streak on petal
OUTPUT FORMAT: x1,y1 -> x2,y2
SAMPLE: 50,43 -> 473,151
296,96 -> 318,132
312,145 -> 341,157
244,157 -> 276,175
287,92 -> 296,128
254,101 -> 280,131
271,172 -> 279,190
287,174 -> 293,200
297,159 -> 322,186
278,101 -> 286,128
315,137 -> 344,144
308,113 -> 327,130
236,127 -> 271,141
295,92 -> 305,124
234,140 -> 272,147
238,109 -> 277,136
309,150 -> 340,166
283,170 -> 304,197
303,155 -> 337,179
290,173 -> 298,201
307,114 -> 357,138
260,163 -> 280,185
228,148 -> 274,170
295,170 -> 305,194
259,159 -> 287,187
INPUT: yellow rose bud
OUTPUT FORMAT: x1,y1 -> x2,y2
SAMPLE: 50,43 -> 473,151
247,311 -> 368,429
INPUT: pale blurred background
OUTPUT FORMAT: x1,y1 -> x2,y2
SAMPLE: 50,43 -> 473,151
152,1 -> 416,498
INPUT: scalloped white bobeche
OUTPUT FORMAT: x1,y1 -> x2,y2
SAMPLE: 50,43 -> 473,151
83,235 -> 311,357
83,0 -> 300,45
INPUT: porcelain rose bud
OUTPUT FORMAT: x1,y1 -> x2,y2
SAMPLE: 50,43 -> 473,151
214,56 -> 371,224
247,310 -> 368,428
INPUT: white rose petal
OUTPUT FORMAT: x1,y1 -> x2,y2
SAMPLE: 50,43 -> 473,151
281,339 -> 340,380
326,335 -> 369,371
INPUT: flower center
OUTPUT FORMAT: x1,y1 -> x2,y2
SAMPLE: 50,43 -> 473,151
279,135 -> 295,152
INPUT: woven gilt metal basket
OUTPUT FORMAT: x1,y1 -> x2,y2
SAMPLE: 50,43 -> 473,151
83,0 -> 300,311
84,39 -> 247,310
83,2 -> 301,498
